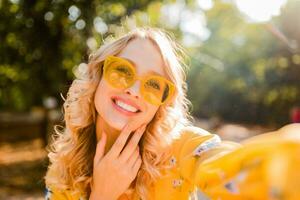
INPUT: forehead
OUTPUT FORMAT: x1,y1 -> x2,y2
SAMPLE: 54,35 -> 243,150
116,38 -> 166,77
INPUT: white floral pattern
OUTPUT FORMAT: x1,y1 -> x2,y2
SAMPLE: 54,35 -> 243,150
172,179 -> 183,188
45,187 -> 52,200
193,135 -> 221,156
169,156 -> 177,166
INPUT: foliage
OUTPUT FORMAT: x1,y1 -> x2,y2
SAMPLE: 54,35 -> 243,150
0,0 -> 299,125
186,0 -> 300,125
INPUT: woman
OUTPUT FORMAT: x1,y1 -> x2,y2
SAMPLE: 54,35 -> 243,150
44,27 -> 300,200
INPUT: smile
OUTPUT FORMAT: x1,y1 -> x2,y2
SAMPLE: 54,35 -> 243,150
111,97 -> 141,116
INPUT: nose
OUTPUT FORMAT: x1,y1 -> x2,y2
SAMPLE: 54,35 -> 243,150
124,80 -> 141,99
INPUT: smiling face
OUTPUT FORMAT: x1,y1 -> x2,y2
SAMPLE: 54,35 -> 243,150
94,38 -> 167,131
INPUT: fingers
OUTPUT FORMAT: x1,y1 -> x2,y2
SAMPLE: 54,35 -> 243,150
109,123 -> 135,157
94,131 -> 107,166
118,125 -> 146,162
127,146 -> 140,166
132,155 -> 142,174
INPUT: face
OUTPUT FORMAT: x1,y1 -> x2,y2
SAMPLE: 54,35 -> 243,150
94,38 -> 167,131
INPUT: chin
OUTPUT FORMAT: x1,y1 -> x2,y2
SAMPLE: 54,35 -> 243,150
108,115 -> 149,132
103,104 -> 151,131
106,118 -> 127,131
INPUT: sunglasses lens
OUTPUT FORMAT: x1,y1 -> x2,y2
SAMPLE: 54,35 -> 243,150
105,63 -> 134,89
143,78 -> 171,105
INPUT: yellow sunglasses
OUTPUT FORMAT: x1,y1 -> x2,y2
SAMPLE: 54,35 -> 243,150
102,55 -> 176,106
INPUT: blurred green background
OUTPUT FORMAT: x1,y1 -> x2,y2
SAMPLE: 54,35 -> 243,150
0,0 -> 300,198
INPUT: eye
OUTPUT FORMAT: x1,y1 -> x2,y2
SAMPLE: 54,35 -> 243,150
161,84 -> 169,101
115,66 -> 132,76
146,80 -> 161,90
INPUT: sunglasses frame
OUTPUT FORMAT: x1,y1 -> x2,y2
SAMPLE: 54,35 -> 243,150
103,55 -> 176,106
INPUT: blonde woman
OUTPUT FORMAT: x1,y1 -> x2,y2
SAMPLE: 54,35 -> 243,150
44,27 -> 300,200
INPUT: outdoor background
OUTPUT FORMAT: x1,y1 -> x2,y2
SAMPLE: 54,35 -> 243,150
0,0 -> 299,199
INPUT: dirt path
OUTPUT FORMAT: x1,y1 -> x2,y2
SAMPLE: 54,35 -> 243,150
0,138 -> 47,200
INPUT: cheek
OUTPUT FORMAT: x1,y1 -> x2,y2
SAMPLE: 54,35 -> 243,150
127,104 -> 159,131
94,80 -> 109,113
142,103 -> 160,123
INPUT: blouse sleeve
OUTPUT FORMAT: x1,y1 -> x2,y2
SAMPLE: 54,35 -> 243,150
176,126 -> 300,200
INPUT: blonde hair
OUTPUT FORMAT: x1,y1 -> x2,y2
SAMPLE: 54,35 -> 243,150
44,27 -> 193,199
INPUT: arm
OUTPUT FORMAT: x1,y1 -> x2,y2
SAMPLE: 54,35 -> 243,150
176,125 -> 300,200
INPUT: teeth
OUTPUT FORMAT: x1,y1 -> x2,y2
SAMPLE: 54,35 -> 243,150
115,100 -> 139,113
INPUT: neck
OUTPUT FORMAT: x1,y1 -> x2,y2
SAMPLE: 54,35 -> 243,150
95,115 -> 121,154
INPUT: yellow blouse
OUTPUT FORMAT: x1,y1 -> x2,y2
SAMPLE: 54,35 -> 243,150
45,126 -> 300,200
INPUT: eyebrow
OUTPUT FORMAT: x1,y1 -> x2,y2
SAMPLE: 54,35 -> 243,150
120,56 -> 163,76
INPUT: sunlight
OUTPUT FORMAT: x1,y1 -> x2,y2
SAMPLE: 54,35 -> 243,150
235,0 -> 287,22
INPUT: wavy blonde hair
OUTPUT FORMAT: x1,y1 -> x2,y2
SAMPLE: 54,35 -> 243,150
44,27 -> 193,200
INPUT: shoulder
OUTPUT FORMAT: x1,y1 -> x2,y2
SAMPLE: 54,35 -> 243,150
171,126 -> 219,156
179,125 -> 212,137
171,125 -> 242,165
167,126 -> 241,184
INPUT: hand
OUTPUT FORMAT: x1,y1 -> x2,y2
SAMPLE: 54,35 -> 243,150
241,123 -> 300,145
89,123 -> 147,200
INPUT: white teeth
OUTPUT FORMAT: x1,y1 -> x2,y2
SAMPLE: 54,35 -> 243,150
115,100 -> 139,113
